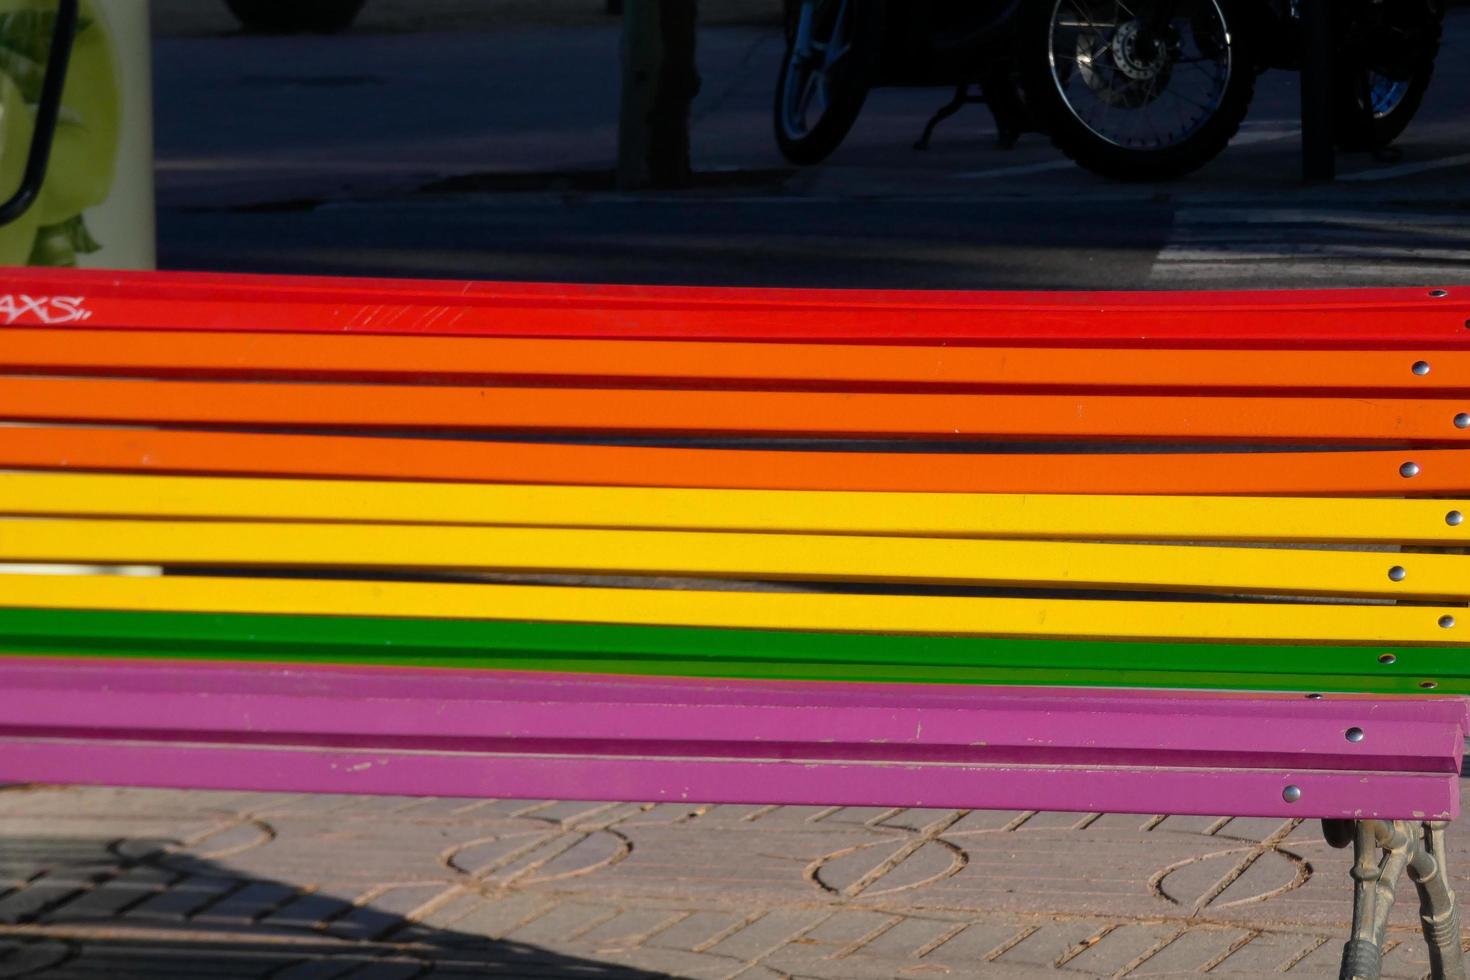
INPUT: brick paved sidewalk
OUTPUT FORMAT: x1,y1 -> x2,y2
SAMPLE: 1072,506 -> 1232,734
2,784 -> 1467,978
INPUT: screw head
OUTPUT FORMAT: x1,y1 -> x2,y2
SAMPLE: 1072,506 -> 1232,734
1388,565 -> 1407,582
1305,693 -> 1324,700
1448,511 -> 1465,527
1421,680 -> 1439,690
1345,727 -> 1365,743
1413,360 -> 1432,376
1456,413 -> 1469,430
1401,461 -> 1421,478
1282,785 -> 1302,803
1441,615 -> 1457,629
1380,653 -> 1398,665
1430,289 -> 1450,298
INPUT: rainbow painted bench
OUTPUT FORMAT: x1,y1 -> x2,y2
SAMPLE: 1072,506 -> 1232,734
2,269 -> 1470,977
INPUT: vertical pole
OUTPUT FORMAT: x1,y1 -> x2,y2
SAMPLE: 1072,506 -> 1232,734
616,0 -> 699,190
1299,0 -> 1335,181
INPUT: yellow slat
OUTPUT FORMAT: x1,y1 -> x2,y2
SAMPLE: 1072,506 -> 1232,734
1,572 -> 1462,645
1,472 -> 1466,544
2,518 -> 1466,600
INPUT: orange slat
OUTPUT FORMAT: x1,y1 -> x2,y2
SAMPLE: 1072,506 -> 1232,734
5,329 -> 1470,391
2,427 -> 1465,495
4,377 -> 1469,442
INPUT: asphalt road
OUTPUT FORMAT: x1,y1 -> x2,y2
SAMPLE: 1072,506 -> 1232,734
152,10 -> 1470,290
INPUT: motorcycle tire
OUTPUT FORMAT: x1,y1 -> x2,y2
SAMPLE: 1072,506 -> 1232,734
773,0 -> 885,166
1332,7 -> 1442,151
225,0 -> 367,34
1019,0 -> 1257,181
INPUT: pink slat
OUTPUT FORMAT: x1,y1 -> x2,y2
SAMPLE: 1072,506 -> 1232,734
0,740 -> 1455,821
0,659 -> 1459,772
0,659 -> 1460,819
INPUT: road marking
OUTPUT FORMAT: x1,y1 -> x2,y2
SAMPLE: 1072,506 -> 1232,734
954,128 -> 1299,181
1150,205 -> 1470,285
1340,151 -> 1470,182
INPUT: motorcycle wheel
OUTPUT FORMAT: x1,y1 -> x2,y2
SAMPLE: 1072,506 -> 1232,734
1020,0 -> 1256,181
1332,7 -> 1442,151
773,0 -> 885,165
224,0 -> 367,34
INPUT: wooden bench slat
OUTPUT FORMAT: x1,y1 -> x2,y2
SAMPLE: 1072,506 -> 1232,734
3,608 -> 1467,696
11,376 -> 1470,442
5,660 -> 1458,764
7,573 -> 1462,645
9,427 -> 1466,495
0,659 -> 1458,819
17,269 -> 1470,347
9,518 -> 1468,600
7,473 -> 1465,545
11,329 -> 1470,391
4,647 -> 1462,697
8,734 -> 1454,819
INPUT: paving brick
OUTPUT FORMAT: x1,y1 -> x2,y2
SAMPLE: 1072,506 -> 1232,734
583,946 -> 733,980
325,884 -> 455,940
0,881 -> 85,922
43,867 -> 178,920
191,881 -> 302,926
855,916 -> 967,961
1286,934 -> 1354,975
0,939 -> 70,977
1207,930 -> 1329,975
876,809 -> 962,833
262,892 -> 357,931
945,809 -> 1037,833
421,891 -> 557,938
700,908 -> 833,961
739,805 -> 840,827
124,875 -> 241,922
505,901 -> 621,946
1012,811 -> 1097,832
817,837 -> 964,898
814,807 -> 898,827
995,919 -> 1119,970
1123,925 -> 1255,976
577,908 -> 688,950
1054,922 -> 1184,976
1213,816 -> 1296,843
799,908 -> 901,951
908,920 -> 1033,965
645,908 -> 752,952
1210,846 -> 1310,909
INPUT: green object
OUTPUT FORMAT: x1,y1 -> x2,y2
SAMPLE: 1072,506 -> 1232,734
0,607 -> 1461,696
0,0 -> 119,263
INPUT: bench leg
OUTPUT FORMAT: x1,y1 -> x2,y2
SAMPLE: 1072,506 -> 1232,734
1410,823 -> 1466,980
1335,820 -> 1467,980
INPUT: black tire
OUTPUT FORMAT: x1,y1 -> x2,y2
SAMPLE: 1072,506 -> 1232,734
1019,0 -> 1257,181
225,0 -> 367,34
773,0 -> 884,166
1332,5 -> 1442,151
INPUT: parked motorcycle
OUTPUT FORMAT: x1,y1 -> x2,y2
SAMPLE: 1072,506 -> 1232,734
774,0 -> 1443,180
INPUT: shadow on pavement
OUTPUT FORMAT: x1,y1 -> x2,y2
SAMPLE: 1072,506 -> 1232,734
0,834 -> 681,979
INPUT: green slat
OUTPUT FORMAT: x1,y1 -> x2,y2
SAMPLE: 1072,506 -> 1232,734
0,607 -> 1462,695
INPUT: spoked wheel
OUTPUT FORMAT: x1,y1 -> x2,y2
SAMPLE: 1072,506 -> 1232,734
1021,0 -> 1256,180
1332,2 -> 1442,151
773,0 -> 884,165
